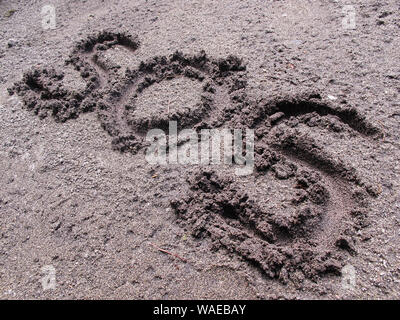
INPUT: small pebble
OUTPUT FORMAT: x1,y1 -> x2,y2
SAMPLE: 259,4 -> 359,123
7,39 -> 17,48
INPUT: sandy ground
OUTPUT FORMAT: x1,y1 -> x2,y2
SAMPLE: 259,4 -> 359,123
0,0 -> 399,299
